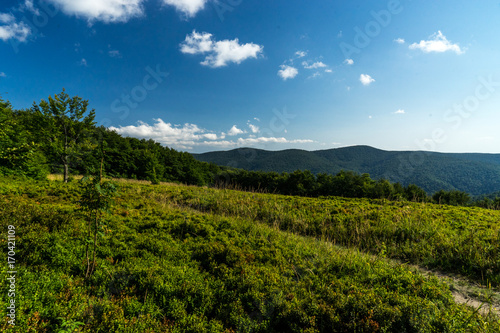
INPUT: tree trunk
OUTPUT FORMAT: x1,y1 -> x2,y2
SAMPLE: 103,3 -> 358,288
63,155 -> 69,183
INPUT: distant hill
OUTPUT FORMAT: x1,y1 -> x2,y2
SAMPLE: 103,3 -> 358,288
193,146 -> 500,195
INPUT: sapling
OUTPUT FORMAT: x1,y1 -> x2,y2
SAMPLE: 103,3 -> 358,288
78,150 -> 117,279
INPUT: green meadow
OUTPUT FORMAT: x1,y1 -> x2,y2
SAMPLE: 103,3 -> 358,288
1,176 -> 499,332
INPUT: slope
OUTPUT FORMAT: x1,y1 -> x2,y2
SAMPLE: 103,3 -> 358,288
193,146 -> 500,195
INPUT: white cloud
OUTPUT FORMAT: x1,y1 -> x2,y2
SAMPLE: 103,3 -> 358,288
162,0 -> 207,18
344,58 -> 354,65
227,125 -> 245,136
23,0 -> 40,15
295,50 -> 307,58
0,13 -> 30,42
394,109 -> 405,114
180,30 -> 213,54
278,65 -> 298,80
302,61 -> 327,69
46,0 -> 144,23
0,72 -> 6,77
0,13 -> 14,24
203,133 -> 217,140
324,69 -> 333,73
394,38 -> 405,44
248,123 -> 259,133
308,72 -> 321,79
180,30 -> 263,68
109,118 -> 313,150
237,137 -> 313,145
360,74 -> 375,86
409,31 -> 464,54
110,119 -> 205,149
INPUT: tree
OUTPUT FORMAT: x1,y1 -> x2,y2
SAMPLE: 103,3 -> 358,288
404,184 -> 429,202
78,149 -> 117,279
0,96 -> 48,179
432,189 -> 470,206
31,89 -> 96,182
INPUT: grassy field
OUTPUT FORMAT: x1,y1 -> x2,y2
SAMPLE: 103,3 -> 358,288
0,176 -> 499,332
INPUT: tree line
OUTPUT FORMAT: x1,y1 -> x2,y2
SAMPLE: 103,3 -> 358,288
1,90 -> 499,209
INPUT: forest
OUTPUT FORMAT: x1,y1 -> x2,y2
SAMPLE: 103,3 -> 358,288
1,90 -> 499,209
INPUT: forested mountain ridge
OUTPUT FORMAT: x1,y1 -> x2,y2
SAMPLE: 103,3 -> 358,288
2,90 -> 499,206
193,146 -> 500,195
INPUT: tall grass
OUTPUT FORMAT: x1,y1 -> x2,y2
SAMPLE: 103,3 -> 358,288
145,185 -> 500,287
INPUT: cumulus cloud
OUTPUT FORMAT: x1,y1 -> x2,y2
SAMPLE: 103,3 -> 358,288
0,13 -> 30,42
180,30 -> 263,68
248,123 -> 259,133
302,61 -> 327,69
360,74 -> 375,86
409,31 -> 464,54
109,119 -> 206,150
109,118 -> 313,150
237,137 -> 313,145
203,133 -> 217,140
227,125 -> 245,136
394,109 -> 405,114
394,38 -> 405,44
162,0 -> 207,18
278,65 -> 298,80
46,0 -> 144,23
344,58 -> 354,65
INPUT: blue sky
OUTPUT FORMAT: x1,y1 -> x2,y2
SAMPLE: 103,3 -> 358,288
1,0 -> 500,153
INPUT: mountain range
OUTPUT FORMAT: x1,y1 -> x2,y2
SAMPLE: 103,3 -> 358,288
193,146 -> 500,196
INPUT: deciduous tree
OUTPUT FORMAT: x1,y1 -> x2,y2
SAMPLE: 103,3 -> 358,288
31,89 -> 96,182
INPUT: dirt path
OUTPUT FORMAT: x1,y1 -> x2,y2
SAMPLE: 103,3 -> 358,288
407,264 -> 500,317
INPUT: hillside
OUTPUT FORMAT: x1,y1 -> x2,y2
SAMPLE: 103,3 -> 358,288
1,176 -> 499,332
193,146 -> 500,195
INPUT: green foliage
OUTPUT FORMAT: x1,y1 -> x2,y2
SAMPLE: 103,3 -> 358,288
195,146 -> 500,196
55,317 -> 85,333
0,96 -> 49,179
78,156 -> 118,279
0,177 -> 499,332
433,189 -> 471,206
218,168 -> 430,203
30,88 -> 96,183
159,185 -> 500,286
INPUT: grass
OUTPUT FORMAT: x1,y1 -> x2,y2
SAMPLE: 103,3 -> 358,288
149,185 -> 500,287
0,175 -> 499,332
